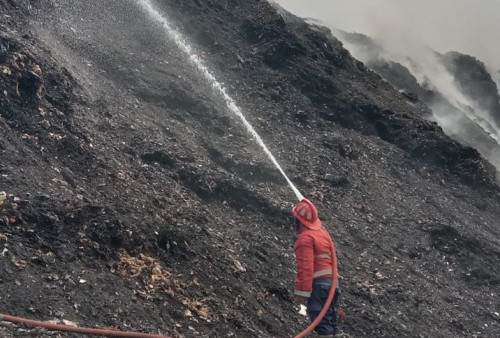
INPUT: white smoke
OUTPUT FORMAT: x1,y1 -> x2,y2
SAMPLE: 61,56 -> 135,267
273,0 -> 500,174
272,0 -> 500,71
378,41 -> 500,142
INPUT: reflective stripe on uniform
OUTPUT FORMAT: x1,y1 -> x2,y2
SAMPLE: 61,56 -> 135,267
313,269 -> 333,278
294,289 -> 311,297
315,253 -> 331,259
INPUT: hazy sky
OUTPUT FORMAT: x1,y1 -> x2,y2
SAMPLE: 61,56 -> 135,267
273,0 -> 500,71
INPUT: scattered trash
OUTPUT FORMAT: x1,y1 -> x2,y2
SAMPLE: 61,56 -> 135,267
0,3 -> 497,337
182,299 -> 210,320
21,134 -> 38,140
61,319 -> 79,327
228,253 -> 246,272
233,259 -> 246,272
11,256 -> 27,269
46,273 -> 59,281
298,304 -> 307,316
32,64 -> 42,77
0,66 -> 11,75
0,191 -> 6,206
114,250 -> 214,321
0,321 -> 17,328
49,133 -> 64,140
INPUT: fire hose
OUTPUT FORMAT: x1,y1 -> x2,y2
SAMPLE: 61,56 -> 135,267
0,243 -> 338,338
293,238 -> 339,338
0,313 -> 170,337
2,193 -> 337,337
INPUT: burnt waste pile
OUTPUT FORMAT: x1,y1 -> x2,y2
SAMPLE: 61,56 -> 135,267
0,0 -> 499,337
335,30 -> 500,176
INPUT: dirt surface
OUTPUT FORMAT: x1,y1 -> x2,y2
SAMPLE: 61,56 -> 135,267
1,0 -> 499,337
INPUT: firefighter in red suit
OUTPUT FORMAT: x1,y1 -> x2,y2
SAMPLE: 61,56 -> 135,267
293,198 -> 342,337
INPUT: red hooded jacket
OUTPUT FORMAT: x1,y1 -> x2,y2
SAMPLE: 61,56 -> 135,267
294,226 -> 336,297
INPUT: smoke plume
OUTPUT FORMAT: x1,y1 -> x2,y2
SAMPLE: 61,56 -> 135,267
273,0 -> 500,72
273,0 -> 500,175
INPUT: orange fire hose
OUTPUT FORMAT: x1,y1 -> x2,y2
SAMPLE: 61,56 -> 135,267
1,244 -> 338,338
1,248 -> 338,338
0,313 -> 171,337
293,239 -> 339,338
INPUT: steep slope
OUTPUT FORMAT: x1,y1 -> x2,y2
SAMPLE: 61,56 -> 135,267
336,29 -> 500,176
496,70 -> 500,94
0,0 -> 499,337
441,51 -> 500,124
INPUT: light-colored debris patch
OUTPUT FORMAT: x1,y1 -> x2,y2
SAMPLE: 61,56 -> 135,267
11,256 -> 27,269
113,250 -> 215,321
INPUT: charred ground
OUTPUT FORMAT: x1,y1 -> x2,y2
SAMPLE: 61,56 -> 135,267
0,0 -> 499,337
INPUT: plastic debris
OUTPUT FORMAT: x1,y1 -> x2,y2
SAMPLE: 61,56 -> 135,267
61,320 -> 79,327
298,304 -> 307,316
0,66 -> 11,75
233,259 -> 246,272
11,256 -> 27,269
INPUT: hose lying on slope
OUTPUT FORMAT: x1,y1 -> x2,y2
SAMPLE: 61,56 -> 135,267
0,313 -> 171,338
1,240 -> 338,338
